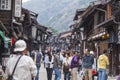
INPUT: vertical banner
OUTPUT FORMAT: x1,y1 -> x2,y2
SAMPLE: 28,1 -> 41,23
14,0 -> 22,17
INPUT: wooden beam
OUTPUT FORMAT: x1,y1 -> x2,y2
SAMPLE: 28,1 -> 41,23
107,2 -> 112,19
0,20 -> 9,34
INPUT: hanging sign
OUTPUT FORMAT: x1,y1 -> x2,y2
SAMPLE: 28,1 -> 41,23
14,0 -> 22,17
0,0 -> 11,10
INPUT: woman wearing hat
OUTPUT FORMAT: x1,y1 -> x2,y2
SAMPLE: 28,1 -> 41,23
6,39 -> 37,80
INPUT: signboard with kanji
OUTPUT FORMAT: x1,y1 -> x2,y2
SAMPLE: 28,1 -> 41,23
0,0 -> 11,10
14,0 -> 22,17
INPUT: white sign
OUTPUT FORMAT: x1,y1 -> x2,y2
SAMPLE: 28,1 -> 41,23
15,0 -> 22,17
0,0 -> 11,10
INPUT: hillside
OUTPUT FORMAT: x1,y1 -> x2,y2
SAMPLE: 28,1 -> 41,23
23,0 -> 95,33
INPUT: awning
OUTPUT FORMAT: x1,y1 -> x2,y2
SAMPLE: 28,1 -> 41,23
0,30 -> 4,39
0,30 -> 11,43
4,37 -> 11,43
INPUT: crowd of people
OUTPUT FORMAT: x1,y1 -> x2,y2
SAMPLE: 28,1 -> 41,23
0,39 -> 118,80
42,47 -> 110,80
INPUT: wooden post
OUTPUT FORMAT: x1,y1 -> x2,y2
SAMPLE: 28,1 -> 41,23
107,2 -> 112,19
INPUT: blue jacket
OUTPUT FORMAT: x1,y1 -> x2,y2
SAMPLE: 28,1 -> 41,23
31,51 -> 42,67
82,54 -> 94,69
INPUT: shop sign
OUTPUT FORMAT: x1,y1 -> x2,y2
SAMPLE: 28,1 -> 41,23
0,0 -> 11,10
14,0 -> 22,17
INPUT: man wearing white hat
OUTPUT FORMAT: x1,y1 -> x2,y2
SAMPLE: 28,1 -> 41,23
6,39 -> 37,80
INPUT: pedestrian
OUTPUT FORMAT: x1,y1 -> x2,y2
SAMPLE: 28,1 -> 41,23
63,53 -> 70,80
78,54 -> 84,80
82,49 -> 94,80
69,51 -> 74,65
5,39 -> 37,80
78,54 -> 82,73
117,75 -> 120,80
31,48 -> 42,80
70,51 -> 79,80
53,49 -> 62,80
90,51 -> 98,80
44,51 -> 54,80
98,49 -> 109,80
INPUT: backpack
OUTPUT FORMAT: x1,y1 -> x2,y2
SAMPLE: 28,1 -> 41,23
63,59 -> 70,72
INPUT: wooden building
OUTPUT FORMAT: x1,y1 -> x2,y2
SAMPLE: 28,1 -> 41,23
0,0 -> 52,70
73,0 -> 120,75
72,9 -> 85,53
59,31 -> 72,51
15,8 -> 52,54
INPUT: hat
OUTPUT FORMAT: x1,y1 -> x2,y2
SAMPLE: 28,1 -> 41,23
14,40 -> 27,52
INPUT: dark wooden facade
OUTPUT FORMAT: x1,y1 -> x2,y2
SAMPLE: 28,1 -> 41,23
58,31 -> 72,51
22,8 -> 52,53
0,1 -> 53,70
72,0 -> 120,76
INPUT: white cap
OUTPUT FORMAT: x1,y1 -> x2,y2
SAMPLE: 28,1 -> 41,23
14,40 -> 27,52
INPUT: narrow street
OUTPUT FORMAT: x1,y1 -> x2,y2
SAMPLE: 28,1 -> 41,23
39,63 -> 64,80
39,63 -> 47,80
0,0 -> 120,80
39,63 -> 117,80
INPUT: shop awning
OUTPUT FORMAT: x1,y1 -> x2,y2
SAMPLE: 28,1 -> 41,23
4,37 -> 11,43
0,30 -> 4,39
0,30 -> 10,42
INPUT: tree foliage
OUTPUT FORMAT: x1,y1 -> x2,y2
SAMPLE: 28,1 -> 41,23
48,27 -> 58,34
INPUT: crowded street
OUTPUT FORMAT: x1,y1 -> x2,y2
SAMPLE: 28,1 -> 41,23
39,63 -> 116,80
39,63 -> 64,80
0,0 -> 120,80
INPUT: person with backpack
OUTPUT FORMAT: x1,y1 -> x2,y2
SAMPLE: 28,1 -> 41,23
63,53 -> 70,80
31,48 -> 42,80
53,49 -> 62,80
82,49 -> 94,80
70,51 -> 79,80
98,49 -> 109,80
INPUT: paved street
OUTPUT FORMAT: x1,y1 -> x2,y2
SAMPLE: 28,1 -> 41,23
39,63 -> 64,80
39,63 -> 117,80
39,63 -> 47,80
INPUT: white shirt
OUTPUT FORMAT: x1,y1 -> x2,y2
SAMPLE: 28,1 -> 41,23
44,55 -> 54,68
69,56 -> 73,65
63,57 -> 71,65
6,54 -> 37,80
60,53 -> 64,62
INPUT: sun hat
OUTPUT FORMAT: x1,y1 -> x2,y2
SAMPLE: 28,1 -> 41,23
14,40 -> 27,52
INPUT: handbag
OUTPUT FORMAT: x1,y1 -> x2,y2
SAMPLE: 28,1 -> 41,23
7,55 -> 22,80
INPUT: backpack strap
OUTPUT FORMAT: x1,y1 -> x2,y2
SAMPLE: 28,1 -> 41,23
11,55 -> 22,76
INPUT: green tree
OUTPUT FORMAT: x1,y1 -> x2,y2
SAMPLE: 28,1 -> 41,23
48,27 -> 58,34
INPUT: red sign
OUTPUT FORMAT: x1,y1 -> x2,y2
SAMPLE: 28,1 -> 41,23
11,37 -> 15,44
